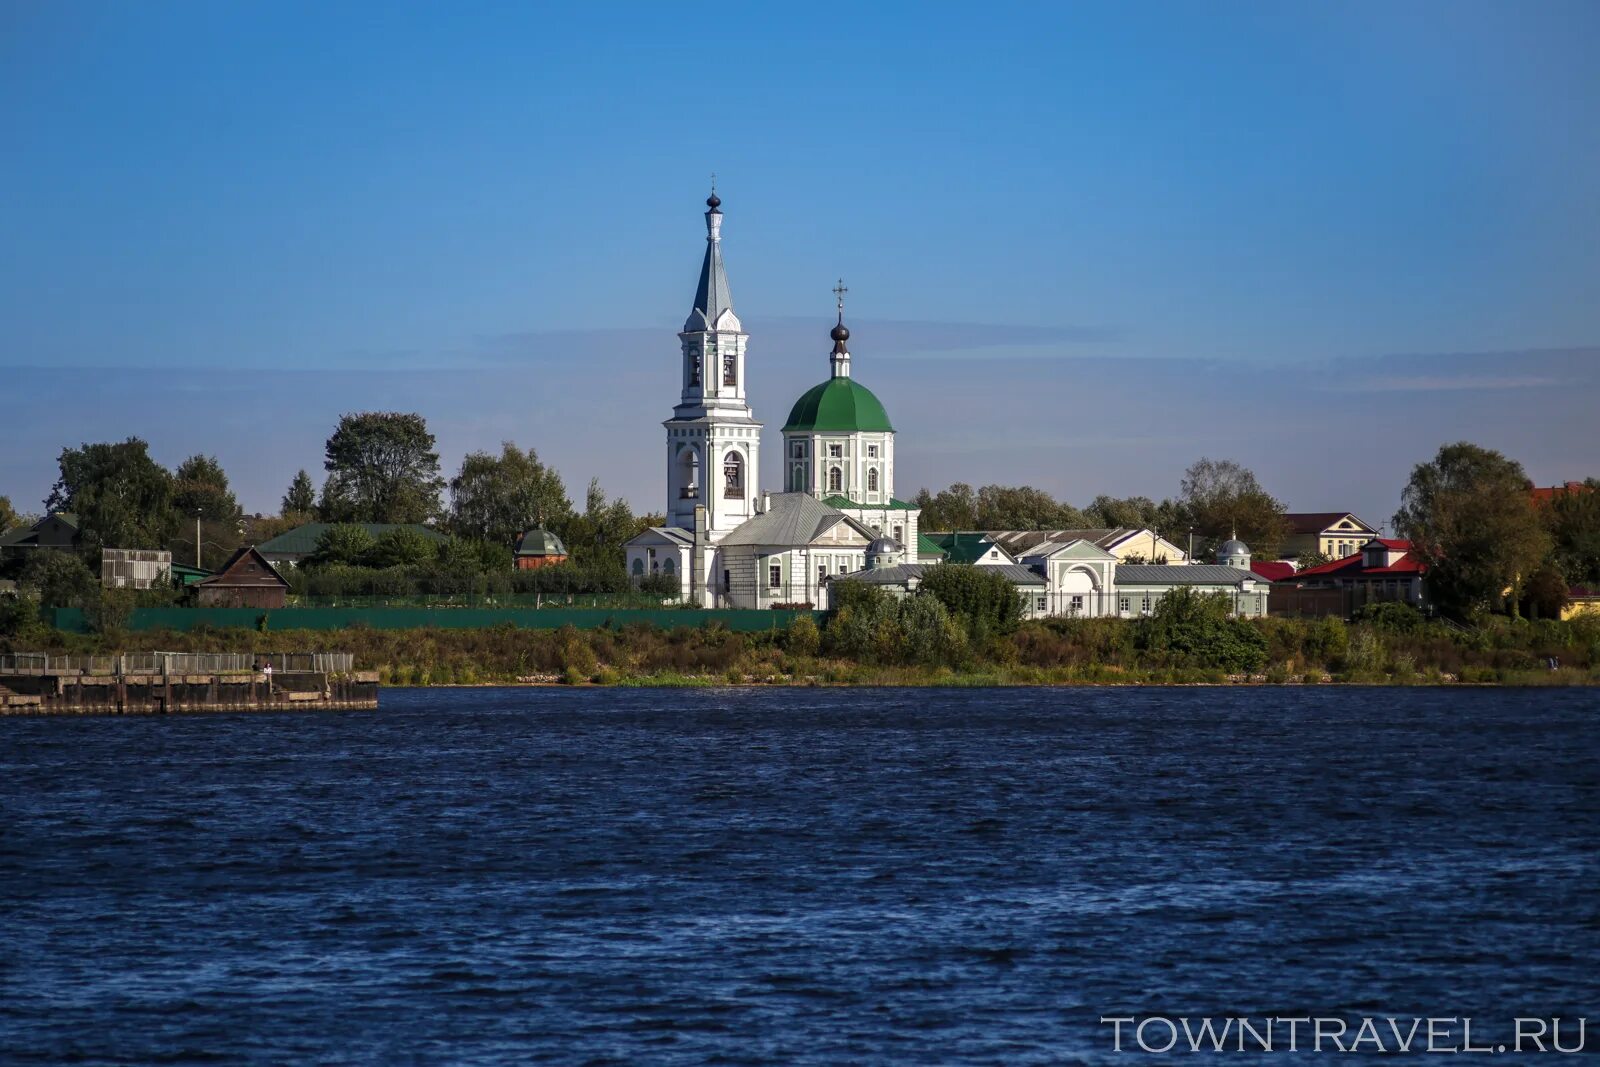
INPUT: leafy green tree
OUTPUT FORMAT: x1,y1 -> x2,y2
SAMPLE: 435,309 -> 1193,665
897,594 -> 967,666
784,613 -> 821,657
367,527 -> 439,568
913,483 -> 977,530
0,496 -> 18,533
1393,442 -> 1552,616
47,438 -> 178,557
1545,479 -> 1600,586
1135,586 -> 1267,673
172,454 -> 243,569
281,469 -> 317,518
1520,566 -> 1570,621
19,551 -> 100,608
306,524 -> 378,568
974,485 -> 1086,530
917,564 -> 1023,637
448,442 -> 573,545
557,478 -> 644,569
637,571 -> 681,601
1296,551 -> 1331,569
1179,457 -> 1289,556
1083,494 -> 1160,528
319,412 -> 444,524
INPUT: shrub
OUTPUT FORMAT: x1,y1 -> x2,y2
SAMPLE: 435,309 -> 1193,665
784,614 -> 821,657
1135,587 -> 1267,673
1352,601 -> 1426,634
916,564 -> 1024,637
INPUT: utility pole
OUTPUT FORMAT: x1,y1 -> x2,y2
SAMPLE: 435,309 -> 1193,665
195,509 -> 202,569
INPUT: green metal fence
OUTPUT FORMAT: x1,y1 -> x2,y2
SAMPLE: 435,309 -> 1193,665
51,607 -> 818,634
284,593 -> 678,610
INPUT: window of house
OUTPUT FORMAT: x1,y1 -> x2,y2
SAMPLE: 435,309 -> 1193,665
662,558 -> 674,574
689,349 -> 701,385
631,558 -> 644,576
1142,596 -> 1152,613
893,525 -> 903,542
769,564 -> 782,588
867,468 -> 879,492
723,452 -> 743,498
817,565 -> 827,586
791,441 -> 805,459
1036,596 -> 1047,611
722,353 -> 737,387
1070,595 -> 1083,614
722,569 -> 730,591
828,467 -> 842,493
829,443 -> 842,458
1119,597 -> 1131,612
867,444 -> 878,458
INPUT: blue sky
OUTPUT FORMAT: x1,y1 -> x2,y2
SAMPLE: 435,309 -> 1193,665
2,2 -> 1597,528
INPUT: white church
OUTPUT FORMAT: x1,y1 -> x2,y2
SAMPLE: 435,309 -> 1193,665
625,193 -> 1269,618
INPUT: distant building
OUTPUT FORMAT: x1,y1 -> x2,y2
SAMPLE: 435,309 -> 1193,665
920,532 -> 1018,566
254,522 -> 448,566
1282,512 -> 1380,560
1111,541 -> 1270,619
1564,586 -> 1600,621
513,529 -> 568,570
832,538 -> 1052,618
1530,481 -> 1592,507
985,527 -> 1189,565
195,546 -> 289,608
1272,538 -> 1427,617
101,548 -> 172,590
0,512 -> 81,561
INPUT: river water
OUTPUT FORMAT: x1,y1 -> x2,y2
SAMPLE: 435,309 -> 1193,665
2,687 -> 1597,1064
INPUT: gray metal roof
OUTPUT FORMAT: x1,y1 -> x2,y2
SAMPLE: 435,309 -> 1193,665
984,528 -> 1146,555
1115,564 -> 1258,586
835,561 -> 1046,587
684,206 -> 734,332
628,526 -> 694,548
719,493 -> 857,548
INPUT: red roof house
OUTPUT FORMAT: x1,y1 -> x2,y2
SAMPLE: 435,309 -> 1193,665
1270,538 -> 1428,617
1250,560 -> 1297,583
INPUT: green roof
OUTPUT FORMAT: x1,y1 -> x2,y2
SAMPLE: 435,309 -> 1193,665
782,377 -> 894,433
916,533 -> 947,560
819,495 -> 918,511
922,532 -> 1001,565
256,522 -> 448,557
515,529 -> 568,556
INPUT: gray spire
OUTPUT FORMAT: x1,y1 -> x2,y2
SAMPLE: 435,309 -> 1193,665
684,190 -> 734,332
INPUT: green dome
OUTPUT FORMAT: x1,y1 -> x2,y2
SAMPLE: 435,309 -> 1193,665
782,377 -> 894,433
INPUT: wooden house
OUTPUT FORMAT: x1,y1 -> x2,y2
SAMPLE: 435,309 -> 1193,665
195,546 -> 289,608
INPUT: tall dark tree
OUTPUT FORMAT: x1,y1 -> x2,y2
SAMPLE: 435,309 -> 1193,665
448,442 -> 573,545
913,483 -> 977,531
171,454 -> 244,569
319,412 -> 444,524
1179,457 -> 1289,556
1083,494 -> 1161,529
1393,442 -> 1552,616
1545,478 -> 1600,586
47,438 -> 178,557
973,485 -> 1086,530
281,469 -> 317,518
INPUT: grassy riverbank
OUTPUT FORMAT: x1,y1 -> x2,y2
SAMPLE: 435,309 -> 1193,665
9,606 -> 1599,687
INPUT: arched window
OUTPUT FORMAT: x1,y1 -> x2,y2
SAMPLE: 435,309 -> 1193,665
828,466 -> 842,493
867,468 -> 879,493
630,558 -> 644,576
677,447 -> 700,500
662,557 -> 675,574
723,450 -> 744,498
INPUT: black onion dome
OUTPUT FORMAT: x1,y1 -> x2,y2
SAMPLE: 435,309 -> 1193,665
830,320 -> 850,343
706,192 -> 722,211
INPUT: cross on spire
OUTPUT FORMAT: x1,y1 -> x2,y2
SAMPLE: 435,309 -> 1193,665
833,278 -> 848,319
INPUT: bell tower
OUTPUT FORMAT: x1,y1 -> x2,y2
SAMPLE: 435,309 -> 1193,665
663,189 -> 762,538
